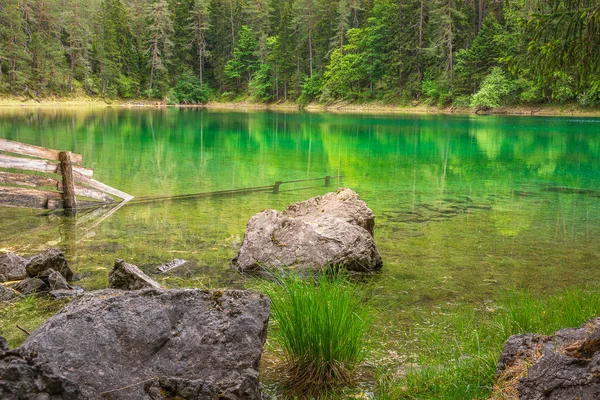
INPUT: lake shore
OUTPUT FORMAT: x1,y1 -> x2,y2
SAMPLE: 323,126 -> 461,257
1,96 -> 599,117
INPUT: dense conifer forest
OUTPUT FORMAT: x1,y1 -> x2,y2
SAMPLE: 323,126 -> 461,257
0,0 -> 598,107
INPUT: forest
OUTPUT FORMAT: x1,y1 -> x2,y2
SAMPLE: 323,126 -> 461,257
0,0 -> 598,108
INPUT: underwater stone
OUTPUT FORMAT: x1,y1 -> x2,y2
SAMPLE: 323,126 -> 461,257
108,259 -> 162,290
21,288 -> 270,400
13,277 -> 50,295
0,284 -> 18,302
26,249 -> 73,281
0,252 -> 28,282
232,188 -> 383,273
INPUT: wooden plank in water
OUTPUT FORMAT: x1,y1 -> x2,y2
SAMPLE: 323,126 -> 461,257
75,175 -> 134,201
0,187 -> 63,209
59,151 -> 77,209
57,182 -> 115,202
0,138 -> 83,164
0,171 -> 58,188
0,154 -> 93,178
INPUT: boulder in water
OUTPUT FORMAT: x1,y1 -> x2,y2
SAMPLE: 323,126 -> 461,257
232,188 -> 383,273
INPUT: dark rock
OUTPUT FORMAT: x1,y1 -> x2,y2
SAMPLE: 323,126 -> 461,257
46,269 -> 72,291
232,188 -> 383,273
109,259 -> 162,290
0,285 -> 18,302
21,288 -> 270,399
0,252 -> 28,282
13,277 -> 50,295
26,249 -> 73,281
494,317 -> 600,400
0,336 -> 82,399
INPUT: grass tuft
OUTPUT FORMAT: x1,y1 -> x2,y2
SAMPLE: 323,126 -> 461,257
260,270 -> 372,395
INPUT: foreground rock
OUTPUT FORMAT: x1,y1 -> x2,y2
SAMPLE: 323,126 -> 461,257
26,248 -> 73,281
0,336 -> 81,399
232,188 -> 383,273
494,317 -> 600,399
109,259 -> 162,290
0,252 -> 28,282
21,288 -> 270,399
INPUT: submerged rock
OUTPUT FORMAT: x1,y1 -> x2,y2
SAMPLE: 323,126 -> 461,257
0,252 -> 28,282
21,288 -> 270,399
12,277 -> 50,295
494,317 -> 600,399
0,336 -> 82,399
232,188 -> 383,273
108,259 -> 162,290
0,284 -> 18,302
26,249 -> 73,281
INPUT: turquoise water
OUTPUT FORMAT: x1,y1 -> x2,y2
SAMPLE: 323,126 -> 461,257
1,108 -> 600,306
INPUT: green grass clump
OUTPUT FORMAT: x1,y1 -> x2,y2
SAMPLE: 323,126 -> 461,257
260,271 -> 372,394
0,295 -> 70,347
378,287 -> 600,400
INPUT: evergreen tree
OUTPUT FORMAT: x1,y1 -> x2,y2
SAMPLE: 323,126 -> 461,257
146,0 -> 174,94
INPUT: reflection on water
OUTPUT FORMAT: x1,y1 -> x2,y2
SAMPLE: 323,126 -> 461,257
1,108 -> 600,308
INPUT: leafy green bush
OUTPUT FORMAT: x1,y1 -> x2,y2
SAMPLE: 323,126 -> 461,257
471,67 -> 512,109
167,73 -> 210,104
249,64 -> 273,102
260,270 -> 371,394
298,74 -> 324,105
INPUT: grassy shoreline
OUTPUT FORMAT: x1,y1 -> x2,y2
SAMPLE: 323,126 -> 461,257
1,96 -> 599,117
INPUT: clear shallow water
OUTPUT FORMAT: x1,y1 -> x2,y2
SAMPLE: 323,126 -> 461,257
1,107 -> 600,311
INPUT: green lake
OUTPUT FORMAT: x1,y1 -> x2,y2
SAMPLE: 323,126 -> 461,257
1,107 -> 600,326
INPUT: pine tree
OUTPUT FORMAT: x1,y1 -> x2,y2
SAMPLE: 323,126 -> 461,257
146,0 -> 174,94
190,0 -> 210,87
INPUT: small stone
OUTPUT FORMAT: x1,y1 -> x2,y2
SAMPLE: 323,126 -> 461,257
26,249 -> 73,281
46,269 -> 72,291
108,259 -> 162,290
0,285 -> 18,302
0,252 -> 28,282
13,277 -> 50,296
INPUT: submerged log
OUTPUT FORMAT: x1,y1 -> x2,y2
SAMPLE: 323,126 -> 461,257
0,187 -> 63,209
0,171 -> 58,188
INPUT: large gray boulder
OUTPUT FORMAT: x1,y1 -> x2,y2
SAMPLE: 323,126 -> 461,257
26,249 -> 73,281
21,288 -> 270,399
232,188 -> 383,273
0,336 -> 82,399
494,317 -> 600,399
0,252 -> 28,282
109,259 -> 162,290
